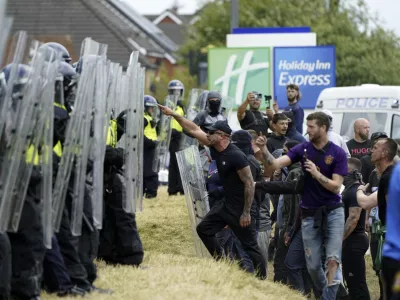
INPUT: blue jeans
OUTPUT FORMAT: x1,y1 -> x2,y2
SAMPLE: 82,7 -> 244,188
285,230 -> 313,296
301,207 -> 344,300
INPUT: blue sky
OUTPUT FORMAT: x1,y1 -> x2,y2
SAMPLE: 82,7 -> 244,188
125,0 -> 400,36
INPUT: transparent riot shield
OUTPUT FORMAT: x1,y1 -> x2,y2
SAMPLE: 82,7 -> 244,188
52,59 -> 90,233
122,52 -> 139,213
90,58 -> 108,230
152,94 -> 179,173
135,67 -> 145,212
220,94 -> 235,119
0,0 -> 13,68
69,38 -> 108,236
176,146 -> 210,258
0,35 -> 47,232
41,58 -> 60,248
179,88 -> 205,150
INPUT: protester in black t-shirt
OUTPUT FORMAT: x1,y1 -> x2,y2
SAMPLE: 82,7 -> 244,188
237,92 -> 269,137
267,113 -> 289,154
342,158 -> 371,300
157,104 -> 267,280
346,118 -> 371,159
357,138 -> 398,225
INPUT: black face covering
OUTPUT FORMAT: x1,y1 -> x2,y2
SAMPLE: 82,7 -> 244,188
208,100 -> 221,114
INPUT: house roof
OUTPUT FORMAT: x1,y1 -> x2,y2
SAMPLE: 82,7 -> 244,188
107,0 -> 179,54
157,23 -> 188,46
5,0 -> 181,68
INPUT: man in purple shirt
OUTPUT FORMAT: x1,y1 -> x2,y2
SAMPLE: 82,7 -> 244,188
256,111 -> 348,300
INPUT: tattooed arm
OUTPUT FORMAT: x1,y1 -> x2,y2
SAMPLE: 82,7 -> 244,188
304,159 -> 343,194
343,207 -> 362,240
237,166 -> 255,227
255,134 -> 292,171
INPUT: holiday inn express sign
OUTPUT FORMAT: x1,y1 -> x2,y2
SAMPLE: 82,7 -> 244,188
208,48 -> 272,109
208,46 -> 336,109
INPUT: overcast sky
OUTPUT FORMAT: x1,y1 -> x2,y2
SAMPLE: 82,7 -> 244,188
124,0 -> 400,36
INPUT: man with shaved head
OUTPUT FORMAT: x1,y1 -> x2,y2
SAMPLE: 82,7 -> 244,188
346,118 -> 371,159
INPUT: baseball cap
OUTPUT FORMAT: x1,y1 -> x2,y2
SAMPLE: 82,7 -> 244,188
208,120 -> 232,135
371,132 -> 388,143
231,130 -> 252,144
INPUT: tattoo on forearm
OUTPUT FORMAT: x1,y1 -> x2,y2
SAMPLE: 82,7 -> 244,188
243,179 -> 254,214
262,148 -> 274,166
343,217 -> 357,240
343,208 -> 361,239
318,174 -> 329,184
237,167 -> 255,214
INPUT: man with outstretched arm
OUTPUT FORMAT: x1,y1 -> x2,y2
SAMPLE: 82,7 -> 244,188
256,112 -> 348,299
158,104 -> 267,280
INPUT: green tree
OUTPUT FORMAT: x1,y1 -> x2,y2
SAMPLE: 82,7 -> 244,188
180,0 -> 400,86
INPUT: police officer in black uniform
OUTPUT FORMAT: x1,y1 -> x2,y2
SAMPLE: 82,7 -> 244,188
191,91 -> 227,176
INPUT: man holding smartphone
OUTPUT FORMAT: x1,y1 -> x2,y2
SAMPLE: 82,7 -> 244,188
237,91 -> 270,137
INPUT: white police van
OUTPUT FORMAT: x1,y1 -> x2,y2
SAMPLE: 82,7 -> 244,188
315,84 -> 400,143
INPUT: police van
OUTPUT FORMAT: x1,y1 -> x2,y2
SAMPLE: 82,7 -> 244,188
315,84 -> 400,143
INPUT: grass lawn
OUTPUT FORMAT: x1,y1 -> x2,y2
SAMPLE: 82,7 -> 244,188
43,186 -> 380,299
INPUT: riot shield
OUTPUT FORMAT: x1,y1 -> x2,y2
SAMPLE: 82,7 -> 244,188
135,67 -> 145,212
41,57 -> 60,248
179,88 -> 205,150
0,35 -> 47,232
176,146 -> 210,258
121,52 -> 138,213
152,94 -> 179,173
69,38 -> 108,236
90,58 -> 109,230
0,0 -> 13,67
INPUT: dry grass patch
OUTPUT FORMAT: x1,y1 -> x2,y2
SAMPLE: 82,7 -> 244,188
42,186 -> 380,299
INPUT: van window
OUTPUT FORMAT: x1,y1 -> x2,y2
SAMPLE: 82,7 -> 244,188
391,114 -> 400,144
340,113 -> 387,140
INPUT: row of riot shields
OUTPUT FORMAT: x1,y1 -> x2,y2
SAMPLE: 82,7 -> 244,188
0,30 -> 145,249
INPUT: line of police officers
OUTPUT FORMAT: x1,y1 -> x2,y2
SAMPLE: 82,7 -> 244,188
0,42 -> 146,300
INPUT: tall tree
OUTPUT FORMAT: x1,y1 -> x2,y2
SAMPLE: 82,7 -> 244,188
180,0 -> 400,86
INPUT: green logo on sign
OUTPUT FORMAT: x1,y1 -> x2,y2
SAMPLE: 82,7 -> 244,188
208,48 -> 272,109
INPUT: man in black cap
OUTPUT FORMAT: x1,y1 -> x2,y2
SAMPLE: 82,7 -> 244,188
158,103 -> 267,280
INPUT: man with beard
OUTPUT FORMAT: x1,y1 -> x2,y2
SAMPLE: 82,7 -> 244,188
342,158 -> 370,300
158,103 -> 267,279
256,112 -> 348,299
346,119 -> 371,159
283,84 -> 304,134
237,92 -> 269,137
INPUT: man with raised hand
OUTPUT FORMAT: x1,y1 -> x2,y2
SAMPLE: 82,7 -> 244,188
256,111 -> 348,299
158,104 -> 267,280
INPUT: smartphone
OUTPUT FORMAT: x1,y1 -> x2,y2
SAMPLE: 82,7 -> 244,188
264,95 -> 272,109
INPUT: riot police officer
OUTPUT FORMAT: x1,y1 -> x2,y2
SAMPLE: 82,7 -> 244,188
143,95 -> 159,198
192,91 -> 227,176
167,80 -> 185,196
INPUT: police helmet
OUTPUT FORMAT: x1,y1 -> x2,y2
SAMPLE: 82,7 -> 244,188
43,42 -> 72,63
144,95 -> 158,107
168,79 -> 184,97
0,64 -> 31,99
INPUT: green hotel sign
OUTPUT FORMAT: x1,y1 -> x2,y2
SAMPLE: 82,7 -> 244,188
208,47 -> 272,109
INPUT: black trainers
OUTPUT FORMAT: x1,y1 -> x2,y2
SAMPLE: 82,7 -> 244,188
57,286 -> 86,297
